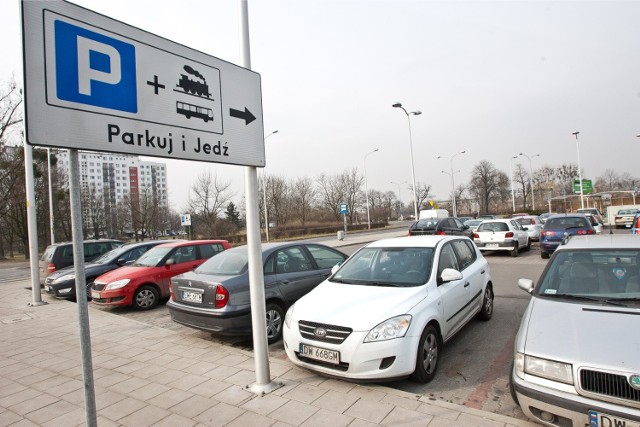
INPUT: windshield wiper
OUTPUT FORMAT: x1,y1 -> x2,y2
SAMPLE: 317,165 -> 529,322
552,293 -> 628,306
330,278 -> 355,284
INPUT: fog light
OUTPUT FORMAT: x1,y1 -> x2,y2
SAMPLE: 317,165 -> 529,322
58,288 -> 72,294
540,411 -> 555,422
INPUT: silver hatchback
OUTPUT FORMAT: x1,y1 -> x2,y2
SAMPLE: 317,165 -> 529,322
511,235 -> 640,426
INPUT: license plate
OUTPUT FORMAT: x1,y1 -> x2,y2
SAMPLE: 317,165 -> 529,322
182,291 -> 202,303
589,410 -> 640,427
299,343 -> 340,364
91,291 -> 100,299
487,243 -> 499,248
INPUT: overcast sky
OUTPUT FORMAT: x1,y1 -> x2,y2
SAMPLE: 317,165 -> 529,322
3,0 -> 640,212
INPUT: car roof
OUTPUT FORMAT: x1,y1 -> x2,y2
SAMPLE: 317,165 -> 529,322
546,213 -> 588,219
478,218 -> 512,223
366,235 -> 463,249
557,234 -> 640,250
45,239 -> 122,247
155,239 -> 228,248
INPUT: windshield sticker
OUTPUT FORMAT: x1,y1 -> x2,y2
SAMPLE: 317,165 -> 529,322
613,267 -> 627,280
544,289 -> 557,294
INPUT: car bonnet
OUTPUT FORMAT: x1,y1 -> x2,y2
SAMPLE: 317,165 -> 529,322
292,281 -> 427,331
94,265 -> 154,282
523,297 -> 640,371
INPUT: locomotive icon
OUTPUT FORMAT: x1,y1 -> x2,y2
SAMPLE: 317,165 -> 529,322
176,65 -> 212,98
175,65 -> 214,123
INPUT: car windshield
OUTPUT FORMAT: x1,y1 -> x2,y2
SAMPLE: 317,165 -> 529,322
196,247 -> 248,275
535,250 -> 640,303
132,247 -> 172,267
331,247 -> 434,287
92,245 -> 135,264
477,222 -> 508,232
517,218 -> 534,225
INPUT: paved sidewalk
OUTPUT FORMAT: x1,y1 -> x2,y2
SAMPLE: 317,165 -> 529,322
0,278 -> 539,427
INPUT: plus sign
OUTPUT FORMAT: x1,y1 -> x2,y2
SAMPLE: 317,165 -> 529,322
146,75 -> 165,94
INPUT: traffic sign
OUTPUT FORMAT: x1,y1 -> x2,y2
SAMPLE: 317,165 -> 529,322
573,179 -> 593,194
22,1 -> 264,166
180,214 -> 191,226
340,203 -> 348,214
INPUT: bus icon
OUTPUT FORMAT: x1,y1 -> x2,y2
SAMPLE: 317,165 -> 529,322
176,101 -> 213,122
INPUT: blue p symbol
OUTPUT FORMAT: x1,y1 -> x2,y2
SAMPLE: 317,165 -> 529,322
55,20 -> 137,113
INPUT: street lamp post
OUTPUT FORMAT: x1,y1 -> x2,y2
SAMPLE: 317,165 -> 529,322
572,131 -> 585,209
436,151 -> 466,217
441,170 -> 460,214
262,130 -> 278,242
364,149 -> 379,229
509,155 -> 518,212
519,152 -> 540,210
47,148 -> 55,244
392,103 -> 421,219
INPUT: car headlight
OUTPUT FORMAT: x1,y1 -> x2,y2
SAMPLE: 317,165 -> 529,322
105,279 -> 130,290
284,304 -> 294,329
364,315 -> 412,342
53,273 -> 75,283
515,352 -> 573,384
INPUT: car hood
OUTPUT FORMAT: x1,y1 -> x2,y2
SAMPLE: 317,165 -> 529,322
291,281 -> 427,331
522,297 -> 640,371
95,265 -> 157,282
49,262 -> 105,278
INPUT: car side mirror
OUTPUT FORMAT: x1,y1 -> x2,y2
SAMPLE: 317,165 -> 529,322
116,258 -> 128,266
331,264 -> 341,274
518,278 -> 535,293
439,268 -> 463,284
463,225 -> 469,229
165,258 -> 176,266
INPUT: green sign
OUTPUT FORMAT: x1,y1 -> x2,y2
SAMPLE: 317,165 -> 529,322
573,179 -> 593,194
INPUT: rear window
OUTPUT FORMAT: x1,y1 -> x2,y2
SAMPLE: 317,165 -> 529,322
517,218 -> 534,225
545,217 -> 589,229
618,209 -> 637,215
477,222 -> 508,232
414,219 -> 439,228
41,246 -> 57,262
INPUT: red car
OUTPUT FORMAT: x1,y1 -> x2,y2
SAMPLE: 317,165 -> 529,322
90,240 -> 231,310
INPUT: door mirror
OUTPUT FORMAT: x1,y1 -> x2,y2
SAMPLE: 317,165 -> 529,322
518,278 -> 535,293
165,258 -> 176,266
440,268 -> 463,283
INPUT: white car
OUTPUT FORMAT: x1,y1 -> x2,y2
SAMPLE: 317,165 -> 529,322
473,218 -> 530,257
515,215 -> 543,241
283,235 -> 493,383
511,235 -> 640,426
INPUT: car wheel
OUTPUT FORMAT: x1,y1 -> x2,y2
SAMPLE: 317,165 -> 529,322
541,251 -> 550,259
133,285 -> 160,310
509,361 -> 519,404
510,245 -> 518,257
410,324 -> 440,383
85,278 -> 96,300
525,239 -> 531,251
476,285 -> 493,321
265,303 -> 285,344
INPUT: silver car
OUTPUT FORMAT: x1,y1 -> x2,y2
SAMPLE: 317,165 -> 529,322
515,215 -> 543,241
511,234 -> 640,426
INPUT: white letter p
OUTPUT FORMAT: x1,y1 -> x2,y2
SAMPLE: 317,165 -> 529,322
77,36 -> 121,96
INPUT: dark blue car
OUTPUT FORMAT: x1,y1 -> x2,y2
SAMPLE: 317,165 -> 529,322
539,214 -> 595,259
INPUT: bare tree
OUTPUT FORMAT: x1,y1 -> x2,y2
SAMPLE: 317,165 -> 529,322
187,171 -> 234,238
292,177 -> 316,226
267,175 -> 293,227
317,172 -> 346,221
512,163 -> 530,209
82,185 -> 106,239
468,160 -> 509,214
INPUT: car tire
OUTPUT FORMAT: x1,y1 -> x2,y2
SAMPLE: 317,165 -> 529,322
265,303 -> 285,344
85,278 -> 96,300
510,245 -> 518,257
525,239 -> 531,251
410,324 -> 440,383
541,251 -> 550,259
133,285 -> 160,310
476,285 -> 494,321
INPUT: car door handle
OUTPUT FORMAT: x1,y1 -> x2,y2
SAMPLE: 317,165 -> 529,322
464,281 -> 470,288
281,280 -> 290,284
481,269 -> 485,274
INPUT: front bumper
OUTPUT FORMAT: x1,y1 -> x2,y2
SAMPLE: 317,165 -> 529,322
512,371 -> 640,426
90,287 -> 131,307
166,300 -> 253,335
282,321 -> 419,381
43,278 -> 78,299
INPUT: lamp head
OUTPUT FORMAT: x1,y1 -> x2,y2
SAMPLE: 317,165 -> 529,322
392,102 -> 402,108
572,131 -> 580,137
412,111 -> 422,116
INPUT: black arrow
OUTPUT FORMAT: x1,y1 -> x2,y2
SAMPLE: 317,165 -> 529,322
229,107 -> 256,125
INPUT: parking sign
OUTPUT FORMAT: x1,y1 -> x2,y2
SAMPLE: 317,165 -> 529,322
22,1 -> 264,166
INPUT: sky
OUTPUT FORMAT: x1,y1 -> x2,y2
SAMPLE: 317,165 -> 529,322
3,0 -> 640,213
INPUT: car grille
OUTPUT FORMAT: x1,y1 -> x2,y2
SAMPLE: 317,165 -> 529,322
579,369 -> 640,407
298,320 -> 352,344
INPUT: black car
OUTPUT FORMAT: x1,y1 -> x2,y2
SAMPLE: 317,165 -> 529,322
43,240 -> 165,300
408,217 -> 473,238
39,239 -> 124,285
167,242 -> 348,344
